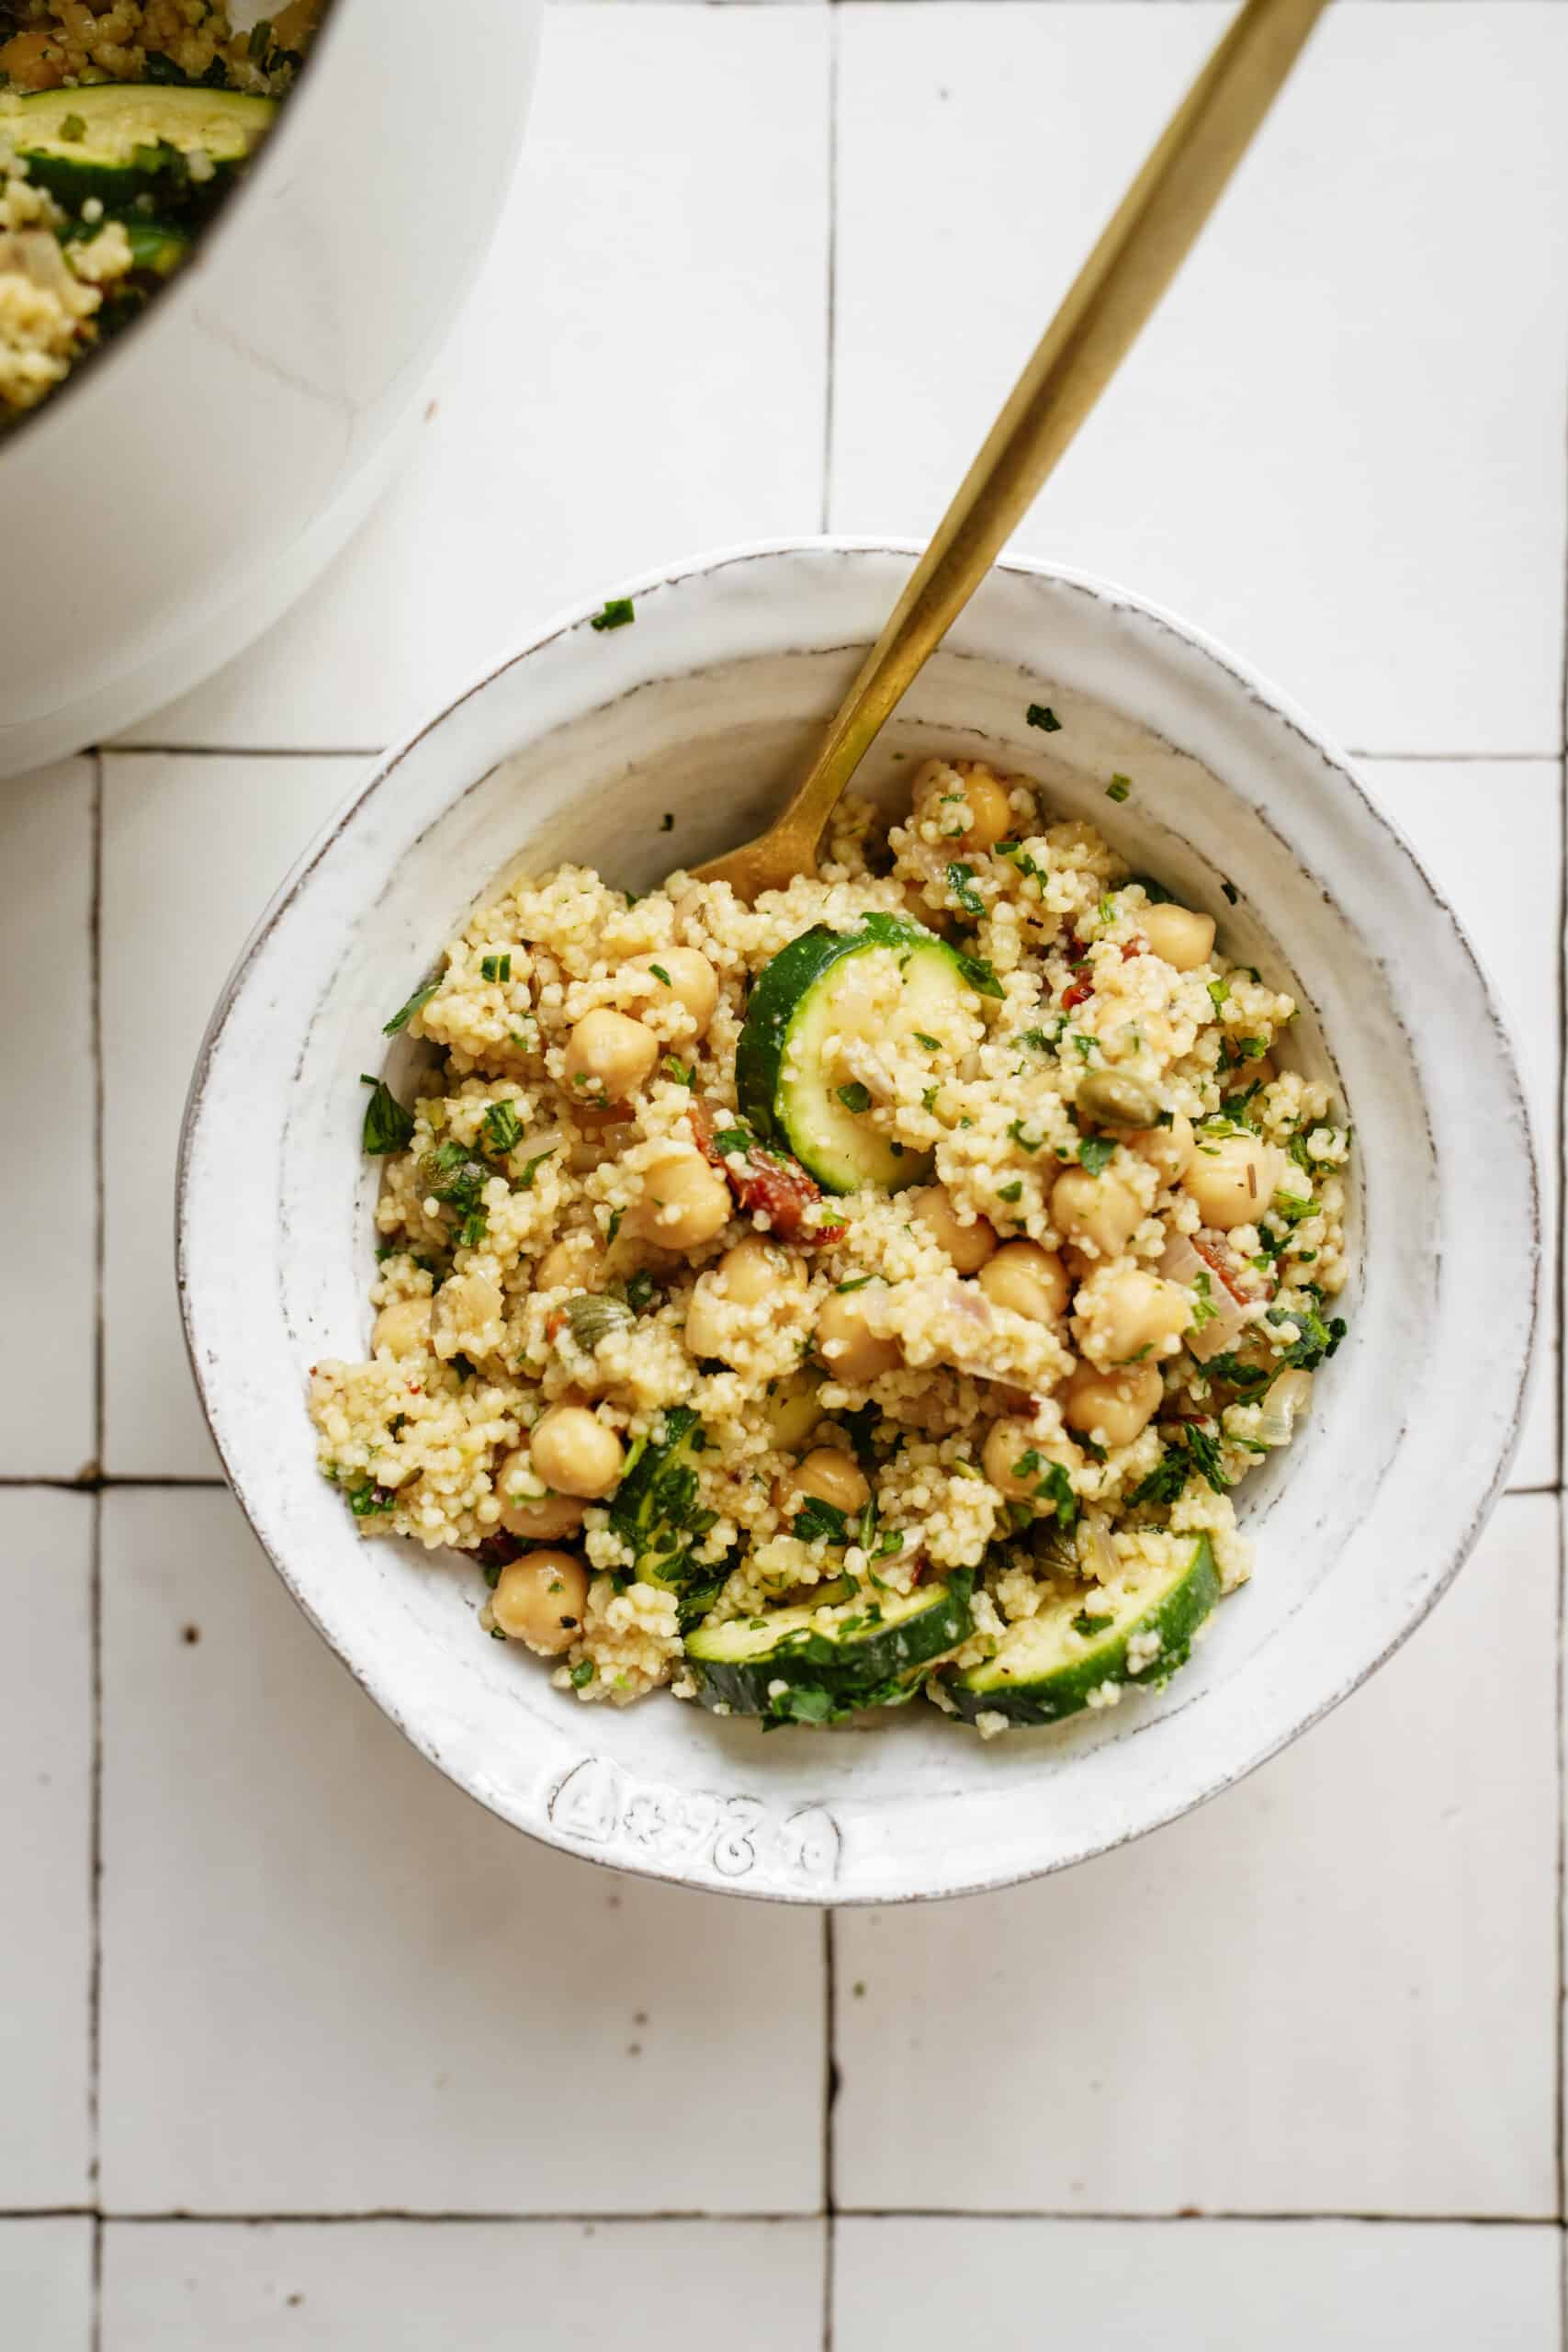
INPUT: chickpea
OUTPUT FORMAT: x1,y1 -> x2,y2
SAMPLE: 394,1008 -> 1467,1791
493,1449 -> 586,1543
911,1184 -> 997,1274
430,1272 -> 502,1359
0,29 -> 65,86
983,1417 -> 1080,1503
1141,902 -> 1217,973
777,1446 -> 871,1521
977,1240 -> 1069,1324
535,1236 -> 601,1292
1051,1165 -> 1144,1260
529,1405 -> 625,1499
817,1288 -> 901,1384
947,767 -> 1014,852
686,1234 -> 804,1359
371,1297 -> 433,1357
1180,1132 -> 1282,1231
626,1144 -> 731,1250
491,1550 -> 591,1655
633,947 -> 718,1037
1082,1268 -> 1192,1367
1125,1111 -> 1194,1188
562,1008 -> 659,1103
1062,1363 -> 1164,1448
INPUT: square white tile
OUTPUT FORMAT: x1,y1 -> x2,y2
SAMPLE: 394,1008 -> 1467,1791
832,2 -> 1568,756
1359,758 -> 1561,1489
0,761 -> 96,1479
102,2220 -> 824,2347
117,5 -> 830,753
98,753 -> 365,1476
835,2219 -> 1561,2352
0,1491 -> 94,2209
98,1487 -> 825,2214
0,2221 -> 93,2352
834,1492 -> 1559,2217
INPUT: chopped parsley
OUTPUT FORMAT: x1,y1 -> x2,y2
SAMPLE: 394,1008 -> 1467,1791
836,1273 -> 876,1293
624,1268 -> 657,1315
836,1080 -> 874,1114
953,947 -> 1004,1001
793,1495 -> 849,1546
649,963 -> 672,988
1105,775 -> 1132,803
416,1138 -> 488,1213
382,974 -> 441,1036
570,1658 -> 596,1688
1026,703 -> 1062,732
946,862 -> 986,918
590,597 -> 636,632
913,1031 -> 941,1052
360,1075 -> 414,1156
479,953 -> 513,984
482,1099 -> 524,1157
1077,1135 -> 1116,1176
997,1180 -> 1023,1204
1265,1301 -> 1347,1371
1207,978 -> 1231,1012
1007,1119 -> 1044,1155
516,1149 -> 557,1192
1189,1268 -> 1218,1332
662,1056 -> 696,1087
458,1211 -> 488,1248
345,1477 -> 395,1519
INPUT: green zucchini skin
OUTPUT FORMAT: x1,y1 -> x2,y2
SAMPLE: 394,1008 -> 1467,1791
687,1574 -> 974,1724
0,85 -> 275,209
66,216 -> 191,278
609,1408 -> 719,1623
945,1535 -> 1218,1726
734,914 -> 987,1195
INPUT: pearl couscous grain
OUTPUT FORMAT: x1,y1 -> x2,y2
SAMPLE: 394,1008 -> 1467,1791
310,756 -> 1350,1732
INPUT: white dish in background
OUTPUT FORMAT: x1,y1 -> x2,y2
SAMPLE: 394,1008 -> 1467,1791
176,539 -> 1539,1905
0,0 -> 540,778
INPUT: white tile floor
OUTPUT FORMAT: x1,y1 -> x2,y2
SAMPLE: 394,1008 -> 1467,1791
4,6 -> 1565,2346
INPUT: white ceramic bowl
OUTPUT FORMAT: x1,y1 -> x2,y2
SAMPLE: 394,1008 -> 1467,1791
178,540 -> 1539,1905
0,0 -> 540,777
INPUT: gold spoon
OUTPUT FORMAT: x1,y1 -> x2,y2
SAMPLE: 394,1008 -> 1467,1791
694,0 -> 1329,900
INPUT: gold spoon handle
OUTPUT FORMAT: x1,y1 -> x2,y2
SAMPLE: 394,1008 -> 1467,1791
723,0 -> 1327,894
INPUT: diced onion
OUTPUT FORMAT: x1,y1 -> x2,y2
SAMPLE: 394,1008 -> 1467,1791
1157,1232 -> 1248,1361
1256,1367 -> 1314,1448
1076,1511 -> 1118,1583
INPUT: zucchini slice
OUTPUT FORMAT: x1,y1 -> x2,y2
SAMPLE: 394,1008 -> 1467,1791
609,1407 -> 719,1623
735,913 -> 990,1194
67,216 -> 191,279
945,1534 -> 1218,1727
0,85 -> 275,208
687,1574 -> 973,1724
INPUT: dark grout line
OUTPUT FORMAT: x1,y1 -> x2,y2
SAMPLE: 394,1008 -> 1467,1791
97,744 -> 380,762
4,2207 -> 1556,2231
0,1476 -> 227,1492
822,1907 -> 838,2351
87,748 -> 106,2352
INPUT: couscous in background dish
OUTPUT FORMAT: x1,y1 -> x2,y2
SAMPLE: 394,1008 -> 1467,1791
310,754 -> 1349,1738
0,0 -> 318,422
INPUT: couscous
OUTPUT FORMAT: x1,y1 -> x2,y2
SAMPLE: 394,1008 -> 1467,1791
310,755 -> 1350,1735
0,1 -> 318,424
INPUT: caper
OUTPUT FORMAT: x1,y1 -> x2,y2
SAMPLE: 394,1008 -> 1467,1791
415,1145 -> 488,1213
562,1293 -> 634,1351
1076,1069 -> 1163,1130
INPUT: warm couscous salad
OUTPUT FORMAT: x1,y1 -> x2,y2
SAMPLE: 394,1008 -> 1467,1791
310,755 -> 1350,1736
0,1 -> 318,424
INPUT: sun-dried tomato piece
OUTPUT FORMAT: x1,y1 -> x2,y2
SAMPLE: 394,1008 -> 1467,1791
690,1099 -> 847,1246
